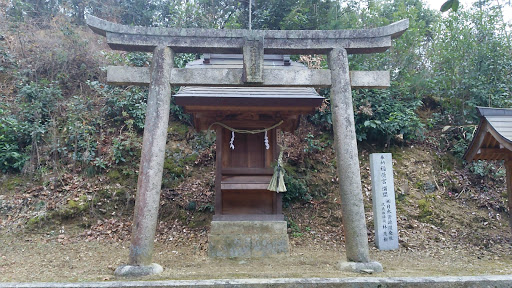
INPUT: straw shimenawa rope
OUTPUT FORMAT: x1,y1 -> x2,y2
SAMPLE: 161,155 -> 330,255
207,120 -> 284,134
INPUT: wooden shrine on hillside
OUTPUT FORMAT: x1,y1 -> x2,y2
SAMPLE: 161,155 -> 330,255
175,54 -> 324,257
464,107 -> 512,230
175,54 -> 323,221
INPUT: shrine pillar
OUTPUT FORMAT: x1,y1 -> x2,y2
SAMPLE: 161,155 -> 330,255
115,46 -> 174,277
328,48 -> 382,272
506,160 -> 512,229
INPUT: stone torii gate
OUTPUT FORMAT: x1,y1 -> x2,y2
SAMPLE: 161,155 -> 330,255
86,15 -> 409,276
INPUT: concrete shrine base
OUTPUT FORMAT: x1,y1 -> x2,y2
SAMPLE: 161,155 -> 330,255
208,220 -> 289,258
114,263 -> 163,277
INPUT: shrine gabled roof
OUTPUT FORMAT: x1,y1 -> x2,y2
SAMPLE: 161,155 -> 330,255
464,107 -> 512,162
174,54 -> 324,109
175,86 -> 322,107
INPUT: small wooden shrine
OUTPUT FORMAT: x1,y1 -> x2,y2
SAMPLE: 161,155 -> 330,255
175,54 -> 323,257
464,107 -> 512,230
175,54 -> 323,221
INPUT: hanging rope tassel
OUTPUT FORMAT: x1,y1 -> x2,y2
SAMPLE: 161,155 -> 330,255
268,150 -> 287,193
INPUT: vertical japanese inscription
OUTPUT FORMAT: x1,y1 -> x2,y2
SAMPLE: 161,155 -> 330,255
370,153 -> 399,250
243,34 -> 264,83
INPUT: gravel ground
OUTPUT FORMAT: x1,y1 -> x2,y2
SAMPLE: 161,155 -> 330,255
1,231 -> 511,283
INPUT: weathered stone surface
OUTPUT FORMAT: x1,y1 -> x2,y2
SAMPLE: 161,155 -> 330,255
114,263 -> 163,277
250,235 -> 289,257
349,71 -> 389,89
338,261 -> 383,273
370,153 -> 399,250
208,221 -> 289,258
328,48 -> 374,265
242,34 -> 264,83
107,66 -> 150,85
107,66 -> 332,87
127,46 -> 173,267
209,220 -> 287,235
107,66 -> 389,88
86,15 -> 409,54
4,276 -> 512,288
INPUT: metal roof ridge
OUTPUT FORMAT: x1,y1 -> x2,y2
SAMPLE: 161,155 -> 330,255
477,106 -> 512,117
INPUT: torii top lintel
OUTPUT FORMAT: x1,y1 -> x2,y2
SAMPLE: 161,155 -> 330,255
86,15 -> 409,54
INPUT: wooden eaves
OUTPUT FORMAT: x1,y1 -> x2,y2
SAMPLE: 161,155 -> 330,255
464,107 -> 512,162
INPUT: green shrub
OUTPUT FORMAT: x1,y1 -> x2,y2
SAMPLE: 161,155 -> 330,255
0,81 -> 64,173
89,81 -> 148,131
308,88 -> 424,145
64,95 -> 100,164
126,52 -> 151,67
0,107 -> 29,172
469,160 -> 506,179
0,142 -> 28,173
304,133 -> 325,153
353,89 -> 424,144
283,173 -> 311,207
111,133 -> 140,164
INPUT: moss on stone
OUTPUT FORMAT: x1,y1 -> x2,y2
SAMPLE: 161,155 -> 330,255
168,123 -> 190,140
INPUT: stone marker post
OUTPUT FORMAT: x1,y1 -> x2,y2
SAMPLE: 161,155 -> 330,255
370,153 -> 399,250
328,48 -> 382,273
115,46 -> 174,277
506,160 -> 512,229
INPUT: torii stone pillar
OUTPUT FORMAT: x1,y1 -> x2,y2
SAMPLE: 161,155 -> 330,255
114,46 -> 173,277
329,48 -> 381,271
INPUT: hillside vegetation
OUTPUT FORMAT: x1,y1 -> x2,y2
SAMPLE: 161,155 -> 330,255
0,0 -> 511,280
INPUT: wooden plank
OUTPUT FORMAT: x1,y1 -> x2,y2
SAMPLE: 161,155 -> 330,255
271,131 -> 279,214
478,148 -> 509,155
176,97 -> 323,108
487,126 -> 512,152
212,214 -> 284,221
215,126 -> 223,215
222,190 -> 273,214
107,66 -> 390,89
265,129 -> 276,168
231,133 -> 248,167
464,121 -> 489,162
483,132 -> 495,148
247,133 -> 265,168
221,183 -> 270,190
222,168 -> 274,175
221,127 -> 231,170
221,175 -> 272,183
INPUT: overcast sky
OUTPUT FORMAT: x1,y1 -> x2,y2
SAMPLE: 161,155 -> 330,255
424,0 -> 512,23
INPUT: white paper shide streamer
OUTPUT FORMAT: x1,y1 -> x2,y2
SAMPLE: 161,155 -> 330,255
230,131 -> 235,150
